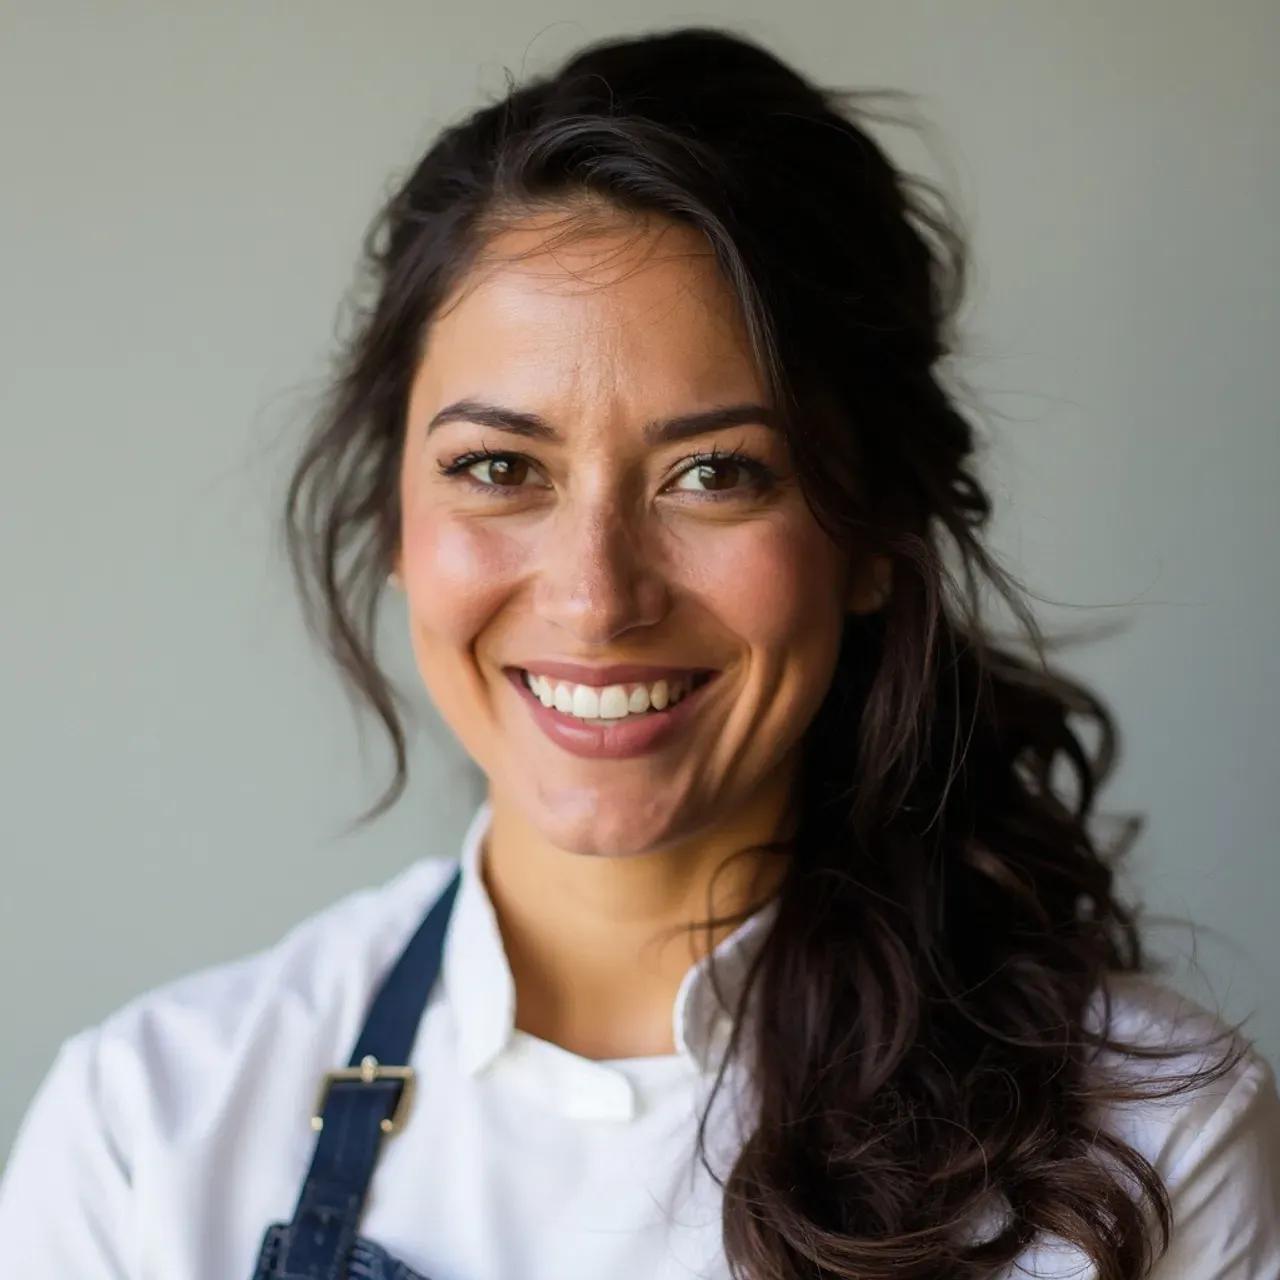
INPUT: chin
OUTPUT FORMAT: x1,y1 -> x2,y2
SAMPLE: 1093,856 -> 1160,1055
523,779 -> 689,859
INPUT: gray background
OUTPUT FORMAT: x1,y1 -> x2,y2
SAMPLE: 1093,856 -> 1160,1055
2,0 -> 1277,1160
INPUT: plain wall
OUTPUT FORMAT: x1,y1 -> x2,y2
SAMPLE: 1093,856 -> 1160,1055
2,0 -> 1277,1159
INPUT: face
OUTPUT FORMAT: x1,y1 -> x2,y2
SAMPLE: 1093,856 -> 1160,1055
396,208 -> 884,858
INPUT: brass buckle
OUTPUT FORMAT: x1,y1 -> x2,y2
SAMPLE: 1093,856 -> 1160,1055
310,1054 -> 415,1135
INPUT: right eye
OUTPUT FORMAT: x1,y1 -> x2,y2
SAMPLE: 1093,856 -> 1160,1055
437,449 -> 545,493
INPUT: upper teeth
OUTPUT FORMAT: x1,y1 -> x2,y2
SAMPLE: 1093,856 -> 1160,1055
521,671 -> 695,721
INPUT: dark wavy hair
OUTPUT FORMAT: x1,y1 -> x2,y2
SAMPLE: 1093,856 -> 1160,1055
281,25 -> 1243,1280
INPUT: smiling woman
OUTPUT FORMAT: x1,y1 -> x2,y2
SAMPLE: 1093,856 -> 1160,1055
392,214 -> 870,856
2,22 -> 1278,1280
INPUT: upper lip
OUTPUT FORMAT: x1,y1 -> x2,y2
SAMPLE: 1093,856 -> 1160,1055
510,660 -> 716,687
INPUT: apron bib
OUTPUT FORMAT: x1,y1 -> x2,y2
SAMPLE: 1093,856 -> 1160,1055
250,868 -> 462,1280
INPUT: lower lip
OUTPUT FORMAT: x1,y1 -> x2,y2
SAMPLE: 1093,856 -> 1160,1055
504,668 -> 719,759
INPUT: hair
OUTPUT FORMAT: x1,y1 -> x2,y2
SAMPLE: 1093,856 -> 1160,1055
281,26 -> 1245,1280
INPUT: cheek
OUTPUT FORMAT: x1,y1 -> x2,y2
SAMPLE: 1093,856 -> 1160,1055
676,516 -> 846,658
401,510 -> 524,646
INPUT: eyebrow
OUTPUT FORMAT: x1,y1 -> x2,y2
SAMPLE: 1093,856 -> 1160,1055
424,398 -> 781,446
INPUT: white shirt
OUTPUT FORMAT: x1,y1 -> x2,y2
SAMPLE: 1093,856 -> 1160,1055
2,800 -> 1278,1279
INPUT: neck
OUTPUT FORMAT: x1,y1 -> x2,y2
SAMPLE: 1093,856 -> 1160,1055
481,770 -> 795,1060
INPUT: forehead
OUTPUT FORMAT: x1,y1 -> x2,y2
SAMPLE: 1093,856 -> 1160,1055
410,211 -> 767,419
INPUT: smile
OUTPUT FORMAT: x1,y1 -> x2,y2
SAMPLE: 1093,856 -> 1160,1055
503,665 -> 720,759
519,669 -> 711,723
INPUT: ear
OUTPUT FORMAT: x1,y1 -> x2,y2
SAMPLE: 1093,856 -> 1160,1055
845,553 -> 892,615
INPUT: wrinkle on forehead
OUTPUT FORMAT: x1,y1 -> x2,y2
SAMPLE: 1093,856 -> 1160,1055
407,199 -> 770,442
433,200 -> 725,327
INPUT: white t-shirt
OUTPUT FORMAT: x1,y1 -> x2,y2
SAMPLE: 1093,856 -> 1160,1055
1,800 -> 1278,1279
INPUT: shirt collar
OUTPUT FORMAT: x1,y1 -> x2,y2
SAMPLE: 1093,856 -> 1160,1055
441,799 -> 780,1078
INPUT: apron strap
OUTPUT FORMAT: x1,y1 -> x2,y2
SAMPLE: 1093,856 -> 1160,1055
274,867 -> 463,1279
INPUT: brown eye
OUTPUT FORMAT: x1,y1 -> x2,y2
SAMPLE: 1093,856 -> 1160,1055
672,459 -> 745,493
664,448 -> 778,501
472,456 -> 530,486
438,447 -> 548,494
698,462 -> 739,491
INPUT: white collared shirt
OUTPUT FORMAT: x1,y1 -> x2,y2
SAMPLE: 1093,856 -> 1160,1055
2,800 -> 1278,1279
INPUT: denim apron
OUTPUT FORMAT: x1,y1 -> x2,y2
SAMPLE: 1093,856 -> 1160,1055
250,867 -> 463,1280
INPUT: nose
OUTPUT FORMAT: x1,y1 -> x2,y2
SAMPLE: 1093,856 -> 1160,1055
532,498 -> 670,645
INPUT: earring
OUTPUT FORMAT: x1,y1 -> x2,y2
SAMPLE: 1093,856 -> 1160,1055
387,569 -> 402,588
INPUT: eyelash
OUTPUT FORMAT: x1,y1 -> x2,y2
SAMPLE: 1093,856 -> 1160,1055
435,444 -> 779,500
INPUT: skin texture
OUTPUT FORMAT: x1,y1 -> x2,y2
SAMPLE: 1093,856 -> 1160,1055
394,208 -> 889,1057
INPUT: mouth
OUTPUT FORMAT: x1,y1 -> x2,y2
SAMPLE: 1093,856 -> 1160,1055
503,664 -> 720,759
516,665 -> 716,721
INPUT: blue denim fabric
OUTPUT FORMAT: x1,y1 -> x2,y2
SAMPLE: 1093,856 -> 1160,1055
248,871 -> 462,1280
253,1220 -> 430,1280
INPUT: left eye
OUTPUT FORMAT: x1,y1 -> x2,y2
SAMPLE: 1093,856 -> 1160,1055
665,453 -> 773,496
670,459 -> 751,493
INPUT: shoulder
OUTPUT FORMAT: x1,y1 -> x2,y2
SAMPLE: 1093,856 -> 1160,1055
998,975 -> 1279,1280
0,855 -> 461,1263
1087,971 -> 1278,1132
50,853 -> 460,1145
1085,973 -> 1280,1273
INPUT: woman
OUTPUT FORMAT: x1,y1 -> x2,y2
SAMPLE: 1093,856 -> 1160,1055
2,24 -> 1277,1280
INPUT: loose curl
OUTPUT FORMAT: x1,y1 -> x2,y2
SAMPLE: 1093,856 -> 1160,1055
281,26 -> 1242,1279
